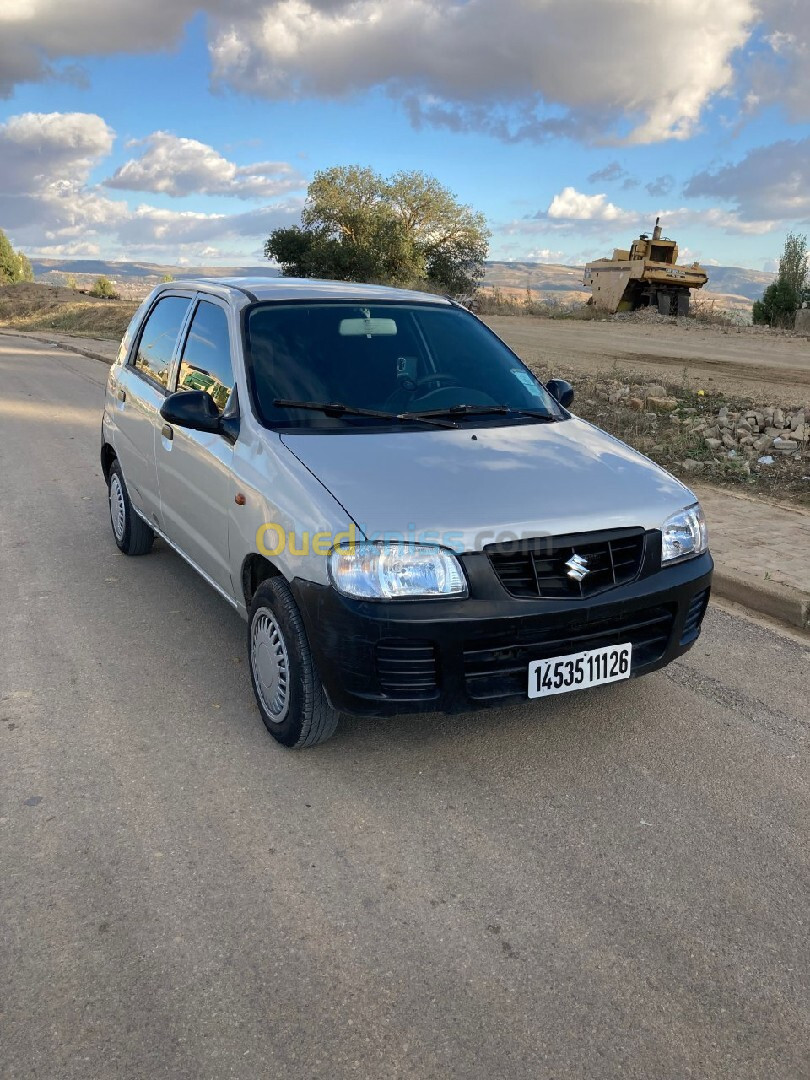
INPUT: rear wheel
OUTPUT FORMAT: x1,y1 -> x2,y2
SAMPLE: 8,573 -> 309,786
247,577 -> 339,748
108,459 -> 154,556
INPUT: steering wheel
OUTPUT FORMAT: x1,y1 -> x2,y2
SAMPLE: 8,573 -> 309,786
411,373 -> 460,393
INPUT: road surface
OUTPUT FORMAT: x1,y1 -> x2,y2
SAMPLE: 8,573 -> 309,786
1,338 -> 808,1079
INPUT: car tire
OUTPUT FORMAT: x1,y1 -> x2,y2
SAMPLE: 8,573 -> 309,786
108,459 -> 155,556
248,577 -> 340,748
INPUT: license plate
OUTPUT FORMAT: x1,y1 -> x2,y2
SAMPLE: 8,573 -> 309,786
528,643 -> 633,698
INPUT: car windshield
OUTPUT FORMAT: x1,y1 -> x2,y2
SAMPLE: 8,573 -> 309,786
244,301 -> 564,432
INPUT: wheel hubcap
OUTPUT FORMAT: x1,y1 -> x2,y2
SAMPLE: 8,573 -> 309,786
251,608 -> 290,722
109,473 -> 126,541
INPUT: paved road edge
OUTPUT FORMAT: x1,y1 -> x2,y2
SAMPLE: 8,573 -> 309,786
0,328 -> 116,366
711,569 -> 809,631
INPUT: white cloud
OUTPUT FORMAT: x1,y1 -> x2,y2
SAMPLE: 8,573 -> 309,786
209,0 -> 756,144
1,0 -> 759,145
0,0 -> 225,96
26,240 -> 103,258
0,112 -> 126,240
1,111 -> 114,191
0,109 -> 302,263
115,203 -> 302,248
104,132 -> 305,198
525,249 -> 564,263
504,186 -> 779,245
547,187 -> 637,225
684,138 -> 810,222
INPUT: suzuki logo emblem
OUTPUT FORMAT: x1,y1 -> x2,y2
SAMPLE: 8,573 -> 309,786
565,553 -> 590,582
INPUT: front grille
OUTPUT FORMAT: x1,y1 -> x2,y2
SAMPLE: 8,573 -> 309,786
488,529 -> 647,599
376,639 -> 439,700
680,588 -> 710,644
463,605 -> 674,700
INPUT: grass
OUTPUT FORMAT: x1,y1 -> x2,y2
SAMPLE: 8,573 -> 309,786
0,283 -> 137,341
476,287 -> 604,320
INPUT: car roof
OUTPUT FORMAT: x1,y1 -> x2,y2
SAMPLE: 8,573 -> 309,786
165,276 -> 454,305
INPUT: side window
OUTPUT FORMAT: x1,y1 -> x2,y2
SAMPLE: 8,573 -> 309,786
133,296 -> 191,388
176,300 -> 234,412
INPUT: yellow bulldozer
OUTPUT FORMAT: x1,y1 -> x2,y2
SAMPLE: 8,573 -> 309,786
584,218 -> 708,316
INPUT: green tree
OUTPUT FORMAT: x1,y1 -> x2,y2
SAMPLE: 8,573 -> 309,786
65,274 -> 79,290
753,231 -> 807,327
15,251 -> 34,282
265,166 -> 489,295
160,273 -> 174,283
89,275 -> 120,300
779,231 -> 808,299
0,229 -> 17,283
753,279 -> 800,326
0,228 -> 34,284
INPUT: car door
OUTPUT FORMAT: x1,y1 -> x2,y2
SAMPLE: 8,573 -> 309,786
114,293 -> 193,520
156,295 -> 238,596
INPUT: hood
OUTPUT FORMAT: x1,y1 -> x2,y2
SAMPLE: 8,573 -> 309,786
280,418 -> 694,552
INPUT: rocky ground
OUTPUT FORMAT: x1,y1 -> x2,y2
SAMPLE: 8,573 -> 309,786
568,374 -> 809,506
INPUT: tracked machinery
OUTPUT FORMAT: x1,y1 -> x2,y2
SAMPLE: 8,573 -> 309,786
584,218 -> 708,316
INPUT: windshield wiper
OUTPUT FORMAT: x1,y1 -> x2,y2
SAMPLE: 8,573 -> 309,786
273,398 -> 458,429
406,404 -> 559,422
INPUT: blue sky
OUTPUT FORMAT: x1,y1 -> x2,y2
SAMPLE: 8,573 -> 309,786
1,1 -> 808,270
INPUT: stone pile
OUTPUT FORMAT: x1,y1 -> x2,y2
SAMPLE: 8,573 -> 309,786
595,380 -> 807,472
684,404 -> 807,460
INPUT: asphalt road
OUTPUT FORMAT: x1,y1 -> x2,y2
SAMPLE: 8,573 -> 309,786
1,338 -> 808,1080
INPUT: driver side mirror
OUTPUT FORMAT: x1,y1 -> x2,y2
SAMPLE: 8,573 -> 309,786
546,379 -> 574,409
160,389 -> 222,434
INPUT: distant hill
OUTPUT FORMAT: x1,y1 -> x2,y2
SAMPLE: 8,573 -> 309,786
29,257 -> 773,313
29,259 -> 280,300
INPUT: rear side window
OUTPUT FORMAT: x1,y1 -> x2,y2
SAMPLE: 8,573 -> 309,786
176,300 -> 234,412
133,296 -> 191,388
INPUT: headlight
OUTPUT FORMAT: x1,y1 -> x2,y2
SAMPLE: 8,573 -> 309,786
329,543 -> 468,600
661,503 -> 708,564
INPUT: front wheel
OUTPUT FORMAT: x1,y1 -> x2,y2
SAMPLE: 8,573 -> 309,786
108,459 -> 154,556
247,577 -> 339,748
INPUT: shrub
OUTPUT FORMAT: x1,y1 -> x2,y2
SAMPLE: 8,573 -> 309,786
89,276 -> 120,300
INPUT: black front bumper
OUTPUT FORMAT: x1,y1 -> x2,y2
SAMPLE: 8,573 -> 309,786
291,552 -> 713,717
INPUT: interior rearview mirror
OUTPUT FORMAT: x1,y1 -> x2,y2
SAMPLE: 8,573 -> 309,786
339,317 -> 398,337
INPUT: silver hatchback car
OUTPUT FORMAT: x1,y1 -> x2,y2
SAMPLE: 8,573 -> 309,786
101,278 -> 712,747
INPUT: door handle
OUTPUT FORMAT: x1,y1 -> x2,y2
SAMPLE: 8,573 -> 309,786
161,423 -> 174,441
116,388 -> 126,402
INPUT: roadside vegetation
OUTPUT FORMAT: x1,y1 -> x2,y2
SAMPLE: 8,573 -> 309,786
0,228 -> 34,285
89,275 -> 121,300
0,283 -> 136,339
476,287 -> 602,320
753,231 -> 808,328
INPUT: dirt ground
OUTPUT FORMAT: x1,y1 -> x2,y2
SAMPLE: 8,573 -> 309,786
485,315 -> 810,408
